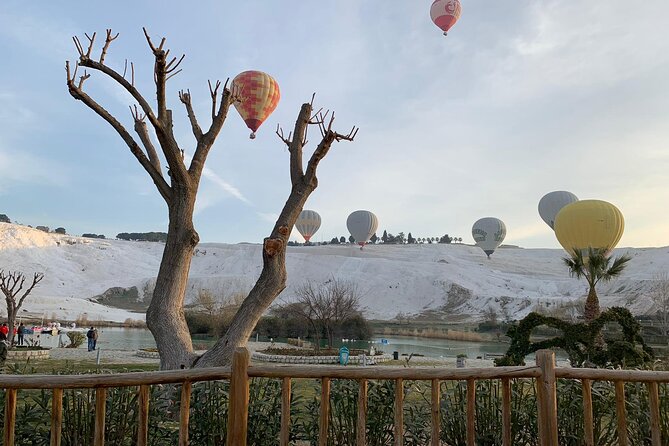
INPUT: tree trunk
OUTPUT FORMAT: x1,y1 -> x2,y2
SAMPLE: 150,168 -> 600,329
194,183 -> 313,368
194,239 -> 288,367
584,286 -> 600,322
146,193 -> 199,369
6,305 -> 15,346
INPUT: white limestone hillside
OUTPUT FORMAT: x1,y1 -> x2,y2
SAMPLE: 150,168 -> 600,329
0,222 -> 665,323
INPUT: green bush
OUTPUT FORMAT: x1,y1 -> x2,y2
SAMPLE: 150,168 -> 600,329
66,332 -> 86,348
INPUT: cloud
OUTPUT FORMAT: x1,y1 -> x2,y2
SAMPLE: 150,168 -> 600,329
0,148 -> 71,193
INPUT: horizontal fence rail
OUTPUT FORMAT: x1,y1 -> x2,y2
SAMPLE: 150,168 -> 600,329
0,349 -> 667,446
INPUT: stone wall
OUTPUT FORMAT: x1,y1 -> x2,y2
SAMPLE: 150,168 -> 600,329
8,349 -> 50,360
252,352 -> 392,365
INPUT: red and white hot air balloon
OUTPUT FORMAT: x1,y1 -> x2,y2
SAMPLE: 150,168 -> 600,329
430,0 -> 462,36
231,70 -> 281,139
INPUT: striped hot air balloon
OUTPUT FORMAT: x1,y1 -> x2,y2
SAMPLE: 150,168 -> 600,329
231,70 -> 280,139
296,210 -> 321,243
430,0 -> 462,36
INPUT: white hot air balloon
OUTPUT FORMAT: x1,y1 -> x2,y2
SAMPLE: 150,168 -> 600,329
346,210 -> 378,249
295,210 -> 321,243
472,217 -> 507,258
538,191 -> 579,230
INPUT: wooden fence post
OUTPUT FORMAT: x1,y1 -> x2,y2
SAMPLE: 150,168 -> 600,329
4,388 -> 16,446
51,388 -> 63,446
94,388 -> 107,446
226,347 -> 250,446
535,350 -> 558,446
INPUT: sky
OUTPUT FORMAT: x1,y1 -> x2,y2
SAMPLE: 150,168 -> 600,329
1,1 -> 668,248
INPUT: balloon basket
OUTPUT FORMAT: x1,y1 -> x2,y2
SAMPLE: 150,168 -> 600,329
249,132 -> 256,139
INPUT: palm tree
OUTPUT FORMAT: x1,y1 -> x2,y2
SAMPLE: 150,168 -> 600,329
563,247 -> 631,321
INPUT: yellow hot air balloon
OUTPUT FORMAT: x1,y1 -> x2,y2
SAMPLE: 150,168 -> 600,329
554,200 -> 624,257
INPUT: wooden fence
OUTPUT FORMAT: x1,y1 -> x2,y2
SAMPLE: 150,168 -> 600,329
1,348 -> 668,446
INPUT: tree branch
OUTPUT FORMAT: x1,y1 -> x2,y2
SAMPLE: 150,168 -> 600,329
188,80 -> 236,180
304,114 -> 358,185
287,103 -> 312,185
17,273 -> 43,310
66,64 -> 172,202
178,90 -> 203,140
99,29 -> 119,64
75,48 -> 161,131
208,80 -> 221,121
131,105 -> 163,175
142,27 -> 170,121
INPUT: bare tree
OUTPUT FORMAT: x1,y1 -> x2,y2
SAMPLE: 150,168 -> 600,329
66,29 -> 356,369
0,271 -> 44,346
650,273 -> 669,342
193,289 -> 220,317
284,278 -> 362,349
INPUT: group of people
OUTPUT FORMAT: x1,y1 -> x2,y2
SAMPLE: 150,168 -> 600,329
0,322 -> 28,345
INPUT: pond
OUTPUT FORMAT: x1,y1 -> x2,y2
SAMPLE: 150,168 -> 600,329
33,329 -> 509,359
32,327 -> 157,351
30,329 -> 577,360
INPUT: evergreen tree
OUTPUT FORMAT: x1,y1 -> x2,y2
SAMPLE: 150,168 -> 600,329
0,214 -> 10,223
407,233 -> 414,244
339,236 -> 346,244
382,230 -> 388,243
370,233 -> 378,244
330,237 -> 339,244
349,235 -> 355,243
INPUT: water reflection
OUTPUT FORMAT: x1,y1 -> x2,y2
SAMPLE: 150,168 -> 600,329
34,327 -> 156,351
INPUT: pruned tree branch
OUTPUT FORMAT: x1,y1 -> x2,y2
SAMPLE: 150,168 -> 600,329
275,124 -> 292,147
208,80 -> 221,121
131,105 -> 163,175
188,80 -> 236,179
100,29 -> 119,64
66,62 -> 172,202
179,89 -> 203,140
142,27 -> 169,120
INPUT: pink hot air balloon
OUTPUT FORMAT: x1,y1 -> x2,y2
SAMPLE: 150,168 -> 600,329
430,0 -> 462,36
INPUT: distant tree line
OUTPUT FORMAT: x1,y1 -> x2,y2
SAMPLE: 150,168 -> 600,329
116,232 -> 168,242
82,233 -> 106,239
307,231 -> 462,245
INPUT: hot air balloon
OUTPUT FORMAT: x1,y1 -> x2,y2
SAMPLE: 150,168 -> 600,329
554,200 -> 624,257
472,217 -> 507,258
231,70 -> 280,139
346,210 -> 378,249
296,210 -> 321,243
538,191 -> 579,230
430,0 -> 462,36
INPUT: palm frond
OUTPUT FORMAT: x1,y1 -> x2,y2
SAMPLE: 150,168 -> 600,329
601,253 -> 632,282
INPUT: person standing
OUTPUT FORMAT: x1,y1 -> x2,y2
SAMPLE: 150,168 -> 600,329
17,323 -> 25,346
0,332 -> 8,368
92,328 -> 99,350
0,323 -> 8,337
87,327 -> 96,352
